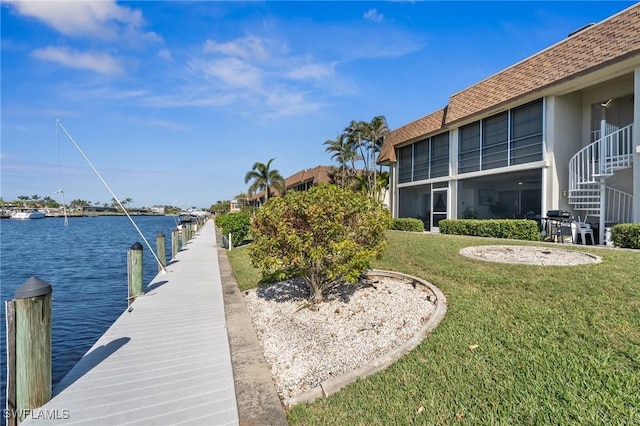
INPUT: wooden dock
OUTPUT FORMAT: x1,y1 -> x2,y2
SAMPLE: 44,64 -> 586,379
21,220 -> 239,425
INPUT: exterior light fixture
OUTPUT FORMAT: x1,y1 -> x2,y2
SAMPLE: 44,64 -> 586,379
601,99 -> 612,107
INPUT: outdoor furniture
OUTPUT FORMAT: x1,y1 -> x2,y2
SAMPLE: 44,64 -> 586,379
571,221 -> 595,245
545,211 -> 573,243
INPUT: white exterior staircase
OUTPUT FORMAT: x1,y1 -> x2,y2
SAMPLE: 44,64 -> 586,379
568,123 -> 634,226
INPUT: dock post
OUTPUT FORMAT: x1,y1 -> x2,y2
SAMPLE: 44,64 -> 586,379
171,228 -> 179,258
6,299 -> 17,426
156,232 -> 166,272
128,242 -> 143,306
181,225 -> 188,248
14,276 -> 53,423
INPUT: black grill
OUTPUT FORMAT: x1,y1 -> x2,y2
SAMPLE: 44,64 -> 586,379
546,210 -> 571,219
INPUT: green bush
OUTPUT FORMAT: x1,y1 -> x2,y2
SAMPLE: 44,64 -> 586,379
611,223 -> 640,249
439,219 -> 541,241
249,184 -> 391,304
215,212 -> 251,247
390,218 -> 425,232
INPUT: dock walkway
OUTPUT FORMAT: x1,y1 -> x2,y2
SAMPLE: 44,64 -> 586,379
22,220 -> 239,425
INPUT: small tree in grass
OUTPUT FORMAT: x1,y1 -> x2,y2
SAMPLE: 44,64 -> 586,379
249,184 -> 391,304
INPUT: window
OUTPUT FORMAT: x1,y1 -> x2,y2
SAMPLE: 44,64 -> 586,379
457,99 -> 543,174
458,122 -> 480,173
398,145 -> 412,183
482,112 -> 508,169
396,132 -> 450,183
511,100 -> 543,165
431,133 -> 450,178
413,139 -> 430,181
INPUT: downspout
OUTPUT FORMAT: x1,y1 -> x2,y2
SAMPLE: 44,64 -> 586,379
634,66 -> 640,222
599,118 -> 606,244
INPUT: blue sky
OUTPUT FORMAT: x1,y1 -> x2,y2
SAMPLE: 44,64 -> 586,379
1,1 -> 635,208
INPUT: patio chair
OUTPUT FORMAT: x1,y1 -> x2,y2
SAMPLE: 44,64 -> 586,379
571,221 -> 594,245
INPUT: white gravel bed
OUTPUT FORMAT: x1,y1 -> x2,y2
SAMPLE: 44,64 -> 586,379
459,245 -> 601,265
243,276 -> 436,399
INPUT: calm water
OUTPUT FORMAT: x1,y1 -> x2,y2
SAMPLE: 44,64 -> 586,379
0,215 -> 179,409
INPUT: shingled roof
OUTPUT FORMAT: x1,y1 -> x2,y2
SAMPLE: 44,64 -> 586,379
284,165 -> 332,188
247,165 -> 333,202
378,108 -> 447,166
378,4 -> 640,164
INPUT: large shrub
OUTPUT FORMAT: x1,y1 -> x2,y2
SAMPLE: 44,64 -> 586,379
215,212 -> 251,247
611,223 -> 640,249
439,219 -> 541,241
249,184 -> 391,304
390,218 -> 425,232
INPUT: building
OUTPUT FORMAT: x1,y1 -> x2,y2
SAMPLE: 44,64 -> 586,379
150,206 -> 165,215
378,4 -> 640,244
248,165 -> 333,206
284,165 -> 333,192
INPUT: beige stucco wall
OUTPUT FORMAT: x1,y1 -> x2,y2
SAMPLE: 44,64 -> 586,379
545,93 -> 583,212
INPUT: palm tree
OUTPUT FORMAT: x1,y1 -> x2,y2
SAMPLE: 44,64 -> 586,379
346,173 -> 369,194
244,158 -> 285,204
324,133 -> 358,188
344,120 -> 369,175
366,116 -> 389,199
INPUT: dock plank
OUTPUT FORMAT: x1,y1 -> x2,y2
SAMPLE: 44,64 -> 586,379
21,220 -> 239,425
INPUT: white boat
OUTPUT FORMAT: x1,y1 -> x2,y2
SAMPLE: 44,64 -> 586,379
11,209 -> 46,219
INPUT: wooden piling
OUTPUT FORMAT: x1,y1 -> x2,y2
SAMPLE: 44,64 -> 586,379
181,225 -> 188,248
6,299 -> 17,426
128,242 -> 143,306
156,232 -> 166,273
171,228 -> 179,259
14,276 -> 52,423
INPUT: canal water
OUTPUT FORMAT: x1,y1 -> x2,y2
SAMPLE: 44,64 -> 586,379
0,215 -> 180,410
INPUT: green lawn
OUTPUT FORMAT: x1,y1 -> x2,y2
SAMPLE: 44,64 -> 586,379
227,232 -> 640,425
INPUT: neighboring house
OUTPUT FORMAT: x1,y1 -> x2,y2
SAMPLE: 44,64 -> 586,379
248,165 -> 333,206
378,4 -> 640,244
284,165 -> 333,192
81,206 -> 118,213
229,200 -> 241,212
150,206 -> 165,215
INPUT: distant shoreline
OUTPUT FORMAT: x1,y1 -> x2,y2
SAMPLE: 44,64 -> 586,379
0,210 -> 177,219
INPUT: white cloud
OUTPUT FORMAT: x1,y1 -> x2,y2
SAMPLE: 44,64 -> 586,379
286,62 -> 335,80
158,48 -> 173,61
5,0 -> 144,40
263,89 -> 324,119
363,8 -> 384,23
32,47 -> 124,75
140,119 -> 188,131
203,36 -> 268,60
191,57 -> 263,90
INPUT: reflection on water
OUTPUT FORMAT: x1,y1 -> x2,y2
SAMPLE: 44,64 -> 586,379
0,215 -> 178,408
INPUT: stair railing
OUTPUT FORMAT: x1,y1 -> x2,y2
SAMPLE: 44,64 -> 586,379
569,123 -> 633,192
605,187 -> 634,224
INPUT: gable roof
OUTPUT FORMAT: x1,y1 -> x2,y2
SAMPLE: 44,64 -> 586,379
247,165 -> 333,202
284,165 -> 332,188
378,3 -> 640,164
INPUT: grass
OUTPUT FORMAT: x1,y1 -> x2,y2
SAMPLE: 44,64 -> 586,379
227,232 -> 640,425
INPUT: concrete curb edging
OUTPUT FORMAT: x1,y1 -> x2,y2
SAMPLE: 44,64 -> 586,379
217,244 -> 289,426
282,269 -> 448,408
